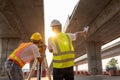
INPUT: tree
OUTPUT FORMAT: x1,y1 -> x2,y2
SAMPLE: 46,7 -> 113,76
106,58 -> 118,71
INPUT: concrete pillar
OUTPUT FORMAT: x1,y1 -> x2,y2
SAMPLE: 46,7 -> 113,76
0,38 -> 21,77
86,41 -> 102,75
75,65 -> 78,74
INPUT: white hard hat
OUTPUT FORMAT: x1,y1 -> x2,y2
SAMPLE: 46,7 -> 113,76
51,19 -> 61,27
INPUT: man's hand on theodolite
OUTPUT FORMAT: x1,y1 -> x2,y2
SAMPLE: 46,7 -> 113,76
37,57 -> 44,63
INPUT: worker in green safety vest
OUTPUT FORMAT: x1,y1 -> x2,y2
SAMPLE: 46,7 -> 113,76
48,19 -> 89,80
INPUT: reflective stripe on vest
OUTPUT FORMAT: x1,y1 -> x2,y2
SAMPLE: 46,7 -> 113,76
8,42 -> 33,68
51,33 -> 75,68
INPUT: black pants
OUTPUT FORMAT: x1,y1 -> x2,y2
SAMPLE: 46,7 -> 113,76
53,66 -> 74,80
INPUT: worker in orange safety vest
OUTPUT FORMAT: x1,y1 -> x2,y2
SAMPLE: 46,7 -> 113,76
5,32 -> 46,80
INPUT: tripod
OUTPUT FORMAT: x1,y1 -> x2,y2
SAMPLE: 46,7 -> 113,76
27,57 -> 51,80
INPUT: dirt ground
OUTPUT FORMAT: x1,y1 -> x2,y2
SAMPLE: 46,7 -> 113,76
27,76 -> 53,80
30,77 -> 48,80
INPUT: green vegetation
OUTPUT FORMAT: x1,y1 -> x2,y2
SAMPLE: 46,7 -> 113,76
106,58 -> 118,71
107,58 -> 118,68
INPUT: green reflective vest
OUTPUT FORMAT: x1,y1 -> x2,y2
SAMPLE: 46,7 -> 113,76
50,32 -> 75,68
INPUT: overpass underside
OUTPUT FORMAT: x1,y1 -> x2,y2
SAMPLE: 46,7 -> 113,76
64,0 -> 120,75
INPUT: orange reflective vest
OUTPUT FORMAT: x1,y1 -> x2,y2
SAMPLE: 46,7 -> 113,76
8,42 -> 33,68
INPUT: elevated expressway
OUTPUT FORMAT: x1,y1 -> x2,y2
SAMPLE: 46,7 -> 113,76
64,0 -> 120,75
0,0 -> 44,77
75,41 -> 120,65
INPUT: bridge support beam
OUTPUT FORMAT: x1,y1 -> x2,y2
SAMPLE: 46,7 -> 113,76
86,41 -> 102,75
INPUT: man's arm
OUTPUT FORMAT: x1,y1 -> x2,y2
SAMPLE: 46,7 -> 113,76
49,49 -> 53,53
48,38 -> 53,53
37,41 -> 47,62
39,42 -> 47,57
75,26 -> 89,38
31,45 -> 43,63
36,57 -> 43,63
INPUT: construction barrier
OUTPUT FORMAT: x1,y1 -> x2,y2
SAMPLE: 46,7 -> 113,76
103,71 -> 109,75
33,70 -> 37,77
32,69 -> 46,77
75,70 -> 120,76
109,70 -> 120,76
23,72 -> 29,79
74,71 -> 91,76
84,71 -> 91,76
42,69 -> 46,77
23,69 -> 46,79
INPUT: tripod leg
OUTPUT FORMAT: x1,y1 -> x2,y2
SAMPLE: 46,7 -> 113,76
27,59 -> 38,80
44,58 -> 51,80
37,62 -> 42,80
